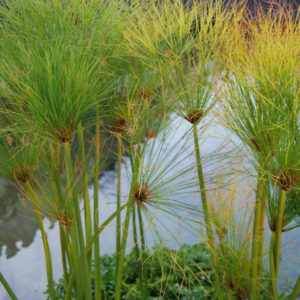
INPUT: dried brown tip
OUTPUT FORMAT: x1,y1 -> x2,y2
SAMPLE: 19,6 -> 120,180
112,117 -> 127,134
134,184 -> 152,209
273,170 -> 299,192
59,214 -> 73,228
184,108 -> 203,124
14,166 -> 31,183
145,128 -> 156,140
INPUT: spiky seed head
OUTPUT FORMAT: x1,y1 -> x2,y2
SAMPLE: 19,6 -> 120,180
14,166 -> 31,183
145,128 -> 156,140
112,117 -> 127,134
138,91 -> 150,101
165,50 -> 171,58
273,170 -> 299,191
184,108 -> 203,124
134,185 -> 152,209
59,214 -> 73,228
55,127 -> 74,143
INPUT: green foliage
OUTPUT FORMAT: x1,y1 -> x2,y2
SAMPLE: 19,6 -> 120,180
46,243 -> 214,300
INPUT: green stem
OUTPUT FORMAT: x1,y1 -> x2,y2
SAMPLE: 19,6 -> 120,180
48,145 -> 70,290
69,225 -> 83,298
0,272 -> 18,300
249,177 -> 263,300
116,135 -> 122,272
115,147 -> 140,300
64,142 -> 92,300
257,189 -> 267,281
64,272 -> 74,300
192,124 -> 215,244
274,189 -> 286,278
132,205 -> 145,298
94,113 -> 102,300
59,224 -> 69,286
115,195 -> 133,300
26,182 -> 55,300
137,206 -> 148,296
269,232 -> 278,300
193,124 -> 222,297
77,122 -> 92,267
289,275 -> 300,300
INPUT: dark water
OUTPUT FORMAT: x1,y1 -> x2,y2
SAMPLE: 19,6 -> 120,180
0,119 -> 299,299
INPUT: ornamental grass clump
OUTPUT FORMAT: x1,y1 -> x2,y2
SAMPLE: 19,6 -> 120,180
219,3 -> 300,299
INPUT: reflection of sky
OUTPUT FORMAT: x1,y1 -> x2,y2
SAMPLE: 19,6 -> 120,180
0,117 -> 299,299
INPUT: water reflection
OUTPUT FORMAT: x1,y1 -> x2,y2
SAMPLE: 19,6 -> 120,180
0,178 -> 39,259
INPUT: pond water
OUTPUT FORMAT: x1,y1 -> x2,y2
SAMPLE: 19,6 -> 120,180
0,118 -> 299,300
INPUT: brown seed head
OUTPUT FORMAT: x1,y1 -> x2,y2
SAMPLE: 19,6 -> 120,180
112,117 -> 127,134
138,91 -> 150,101
14,166 -> 31,183
134,185 -> 152,208
145,128 -> 156,140
165,50 -> 171,58
273,170 -> 299,192
59,214 -> 73,228
56,127 -> 74,143
184,108 -> 203,124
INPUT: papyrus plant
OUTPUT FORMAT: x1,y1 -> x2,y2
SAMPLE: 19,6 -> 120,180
0,0 -> 127,298
219,4 -> 300,299
124,2 -> 239,298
